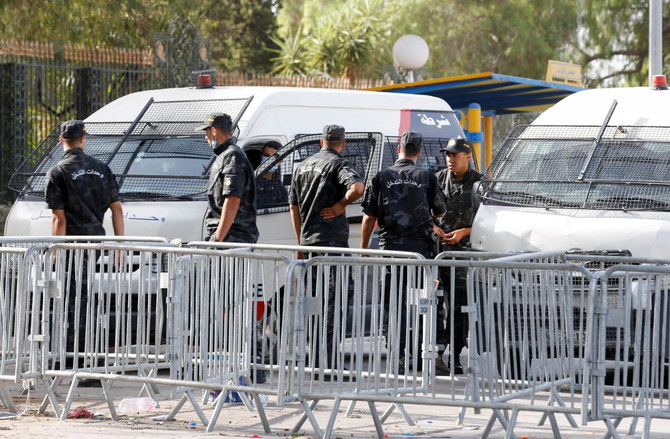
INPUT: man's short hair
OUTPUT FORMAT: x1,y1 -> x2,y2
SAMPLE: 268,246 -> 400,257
197,113 -> 233,132
60,120 -> 86,139
322,124 -> 345,141
399,131 -> 423,155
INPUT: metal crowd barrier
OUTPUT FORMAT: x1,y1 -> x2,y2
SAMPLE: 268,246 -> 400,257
585,263 -> 670,438
5,238 -> 670,438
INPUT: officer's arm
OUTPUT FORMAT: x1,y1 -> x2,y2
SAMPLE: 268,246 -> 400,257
109,201 -> 124,236
360,213 -> 376,249
321,181 -> 365,219
51,209 -> 66,236
289,204 -> 301,245
214,195 -> 241,242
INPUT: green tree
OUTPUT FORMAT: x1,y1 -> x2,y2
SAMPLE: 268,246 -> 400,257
272,0 -> 579,83
0,0 -> 279,73
573,0 -> 669,87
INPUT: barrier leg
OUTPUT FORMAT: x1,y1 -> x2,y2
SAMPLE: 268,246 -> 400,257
251,393 -> 271,433
0,383 -> 16,413
603,416 -> 623,439
100,379 -> 118,421
293,399 -> 323,438
59,378 -> 80,420
290,399 -> 318,433
165,393 -> 189,421
367,401 -> 386,439
504,408 -> 519,439
39,377 -> 62,416
323,397 -> 341,439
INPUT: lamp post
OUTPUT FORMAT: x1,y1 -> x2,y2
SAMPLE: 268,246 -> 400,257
392,34 -> 429,82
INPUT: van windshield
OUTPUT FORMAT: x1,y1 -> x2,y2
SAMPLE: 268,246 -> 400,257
480,125 -> 670,211
10,128 -> 212,200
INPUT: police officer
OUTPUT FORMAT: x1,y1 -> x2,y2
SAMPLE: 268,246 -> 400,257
200,112 -> 258,243
45,120 -> 124,385
434,138 -> 482,375
289,124 -> 364,373
360,131 -> 446,372
46,120 -> 124,237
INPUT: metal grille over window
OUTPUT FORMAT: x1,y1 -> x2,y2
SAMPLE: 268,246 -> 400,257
381,136 -> 477,173
479,125 -> 670,211
254,132 -> 383,213
8,97 -> 253,200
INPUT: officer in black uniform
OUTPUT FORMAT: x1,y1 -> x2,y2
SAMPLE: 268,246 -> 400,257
360,131 -> 446,372
46,120 -> 124,236
45,120 -> 124,385
289,124 -> 364,372
434,138 -> 482,375
200,113 -> 258,243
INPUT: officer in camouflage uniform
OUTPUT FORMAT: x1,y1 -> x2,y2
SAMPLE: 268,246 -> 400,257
289,124 -> 364,371
434,138 -> 482,374
46,120 -> 124,385
361,131 -> 446,371
200,113 -> 258,243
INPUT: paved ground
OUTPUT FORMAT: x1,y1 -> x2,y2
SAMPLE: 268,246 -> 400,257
0,373 -> 668,439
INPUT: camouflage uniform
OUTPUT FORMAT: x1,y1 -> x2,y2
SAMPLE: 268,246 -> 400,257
288,147 -> 362,247
289,146 -> 362,368
434,167 -> 482,361
362,158 -> 446,361
206,139 -> 259,243
45,147 -> 120,235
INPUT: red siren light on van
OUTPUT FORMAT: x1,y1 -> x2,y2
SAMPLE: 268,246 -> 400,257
196,73 -> 213,89
651,74 -> 668,90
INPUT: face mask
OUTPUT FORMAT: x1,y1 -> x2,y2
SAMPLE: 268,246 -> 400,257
261,156 -> 279,173
210,139 -> 218,150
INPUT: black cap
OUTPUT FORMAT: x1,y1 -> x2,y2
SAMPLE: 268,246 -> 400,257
322,124 -> 345,141
400,131 -> 423,153
440,138 -> 473,154
60,120 -> 86,139
197,112 -> 233,131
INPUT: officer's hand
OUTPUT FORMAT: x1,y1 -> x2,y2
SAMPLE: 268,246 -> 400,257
320,203 -> 345,219
445,229 -> 467,245
433,224 -> 447,242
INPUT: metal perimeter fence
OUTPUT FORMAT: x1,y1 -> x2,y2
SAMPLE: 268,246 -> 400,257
1,237 -> 670,438
0,41 -> 385,203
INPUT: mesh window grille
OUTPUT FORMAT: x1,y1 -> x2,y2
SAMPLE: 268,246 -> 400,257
480,125 -> 670,211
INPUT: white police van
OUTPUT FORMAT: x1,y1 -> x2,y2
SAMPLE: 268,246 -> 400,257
5,82 -> 465,246
472,79 -> 670,258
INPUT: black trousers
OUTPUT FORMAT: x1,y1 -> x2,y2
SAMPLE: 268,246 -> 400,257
381,239 -> 433,359
437,266 -> 468,360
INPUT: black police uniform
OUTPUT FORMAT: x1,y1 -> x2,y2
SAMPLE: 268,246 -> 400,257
434,167 -> 482,366
206,138 -> 259,243
362,157 -> 445,256
288,147 -> 362,247
46,145 -> 120,366
45,147 -> 120,235
362,158 -> 446,362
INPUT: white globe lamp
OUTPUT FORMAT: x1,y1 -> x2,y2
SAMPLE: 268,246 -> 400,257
393,34 -> 429,82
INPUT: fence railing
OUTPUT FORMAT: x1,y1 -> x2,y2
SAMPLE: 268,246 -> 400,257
3,237 -> 670,438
